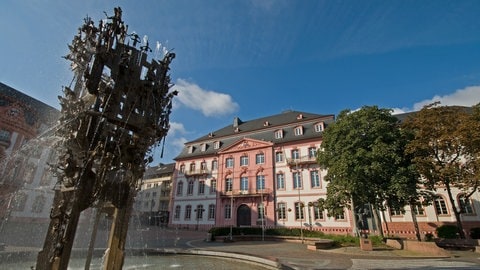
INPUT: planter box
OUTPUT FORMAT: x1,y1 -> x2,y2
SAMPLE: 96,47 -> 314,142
307,240 -> 334,250
386,238 -> 450,256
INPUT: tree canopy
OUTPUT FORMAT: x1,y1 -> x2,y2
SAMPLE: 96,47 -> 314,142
402,103 -> 480,238
317,106 -> 410,214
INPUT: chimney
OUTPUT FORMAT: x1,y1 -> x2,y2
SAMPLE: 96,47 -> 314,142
233,116 -> 241,128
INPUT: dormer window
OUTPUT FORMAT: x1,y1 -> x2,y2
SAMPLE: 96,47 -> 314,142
188,145 -> 194,153
297,114 -> 303,120
201,143 -> 207,152
275,129 -> 283,139
314,122 -> 324,132
214,141 -> 220,149
264,121 -> 270,126
294,126 -> 303,136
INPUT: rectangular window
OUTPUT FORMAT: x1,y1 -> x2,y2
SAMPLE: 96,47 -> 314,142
275,152 -> 283,162
459,196 -> 474,214
226,157 -> 234,168
308,147 -> 317,158
390,206 -> 404,216
291,149 -> 300,160
277,203 -> 286,220
196,205 -> 204,219
225,178 -> 233,192
295,202 -> 304,220
335,211 -> 345,220
294,126 -> 303,136
256,153 -> 265,164
293,172 -> 302,189
240,176 -> 249,191
225,204 -> 232,219
210,179 -> 217,194
313,205 -> 324,220
310,170 -> 321,188
256,175 -> 265,190
314,122 -> 324,132
413,203 -> 425,215
214,141 -> 220,149
240,155 -> 249,166
275,130 -> 283,139
208,204 -> 216,219
258,204 -> 265,219
276,174 -> 285,190
198,180 -> 205,194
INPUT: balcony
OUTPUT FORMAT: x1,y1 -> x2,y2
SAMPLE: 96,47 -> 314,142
184,169 -> 210,176
286,156 -> 317,167
219,188 -> 272,198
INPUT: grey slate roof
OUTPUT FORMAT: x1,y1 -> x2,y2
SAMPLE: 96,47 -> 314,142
143,162 -> 175,179
174,110 -> 334,160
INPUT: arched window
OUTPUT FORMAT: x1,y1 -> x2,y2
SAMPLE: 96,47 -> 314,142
176,181 -> 183,196
187,179 -> 195,195
174,205 -> 181,219
185,205 -> 192,220
434,197 -> 449,215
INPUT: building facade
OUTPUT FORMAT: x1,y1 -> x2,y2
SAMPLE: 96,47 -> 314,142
0,82 -> 60,246
170,110 -> 353,233
134,163 -> 175,226
170,109 -> 480,239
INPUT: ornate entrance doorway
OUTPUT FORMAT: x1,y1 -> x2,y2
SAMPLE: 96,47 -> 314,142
237,204 -> 251,226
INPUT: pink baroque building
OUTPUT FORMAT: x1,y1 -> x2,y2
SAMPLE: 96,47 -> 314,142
170,110 -> 350,233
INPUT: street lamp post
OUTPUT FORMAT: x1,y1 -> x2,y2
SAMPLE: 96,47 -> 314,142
308,202 -> 313,228
295,161 -> 304,244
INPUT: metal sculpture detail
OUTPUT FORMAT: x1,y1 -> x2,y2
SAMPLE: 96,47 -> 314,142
36,7 -> 176,270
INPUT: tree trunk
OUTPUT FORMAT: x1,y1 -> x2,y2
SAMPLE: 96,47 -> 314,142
409,203 -> 421,241
445,182 -> 466,239
372,206 -> 384,238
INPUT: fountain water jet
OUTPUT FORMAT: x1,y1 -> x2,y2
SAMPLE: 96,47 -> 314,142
34,6 -> 177,270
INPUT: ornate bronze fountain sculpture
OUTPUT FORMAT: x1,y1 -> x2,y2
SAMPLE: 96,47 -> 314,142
36,7 -> 176,270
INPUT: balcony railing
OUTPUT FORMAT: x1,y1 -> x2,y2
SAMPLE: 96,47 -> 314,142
219,188 -> 272,197
183,169 -> 210,176
286,156 -> 317,167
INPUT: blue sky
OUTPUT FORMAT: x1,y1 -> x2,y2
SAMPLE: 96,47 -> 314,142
2,0 -> 480,164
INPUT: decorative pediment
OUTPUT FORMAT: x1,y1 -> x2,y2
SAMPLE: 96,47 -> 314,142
218,138 -> 273,154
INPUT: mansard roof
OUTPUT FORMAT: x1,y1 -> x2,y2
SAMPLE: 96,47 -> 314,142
143,162 -> 175,179
174,110 -> 334,160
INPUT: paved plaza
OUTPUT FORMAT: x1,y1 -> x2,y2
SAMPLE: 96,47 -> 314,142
2,227 -> 480,269
129,227 -> 480,269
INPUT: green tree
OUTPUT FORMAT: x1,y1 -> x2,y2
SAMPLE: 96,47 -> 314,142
402,103 -> 480,239
317,106 -> 414,237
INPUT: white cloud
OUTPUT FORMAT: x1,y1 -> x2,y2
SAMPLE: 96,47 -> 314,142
412,86 -> 480,111
392,85 -> 480,115
173,79 -> 239,117
167,122 -> 186,137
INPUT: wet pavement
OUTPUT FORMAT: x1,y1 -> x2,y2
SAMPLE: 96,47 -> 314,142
3,227 -> 480,269
146,228 -> 480,270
